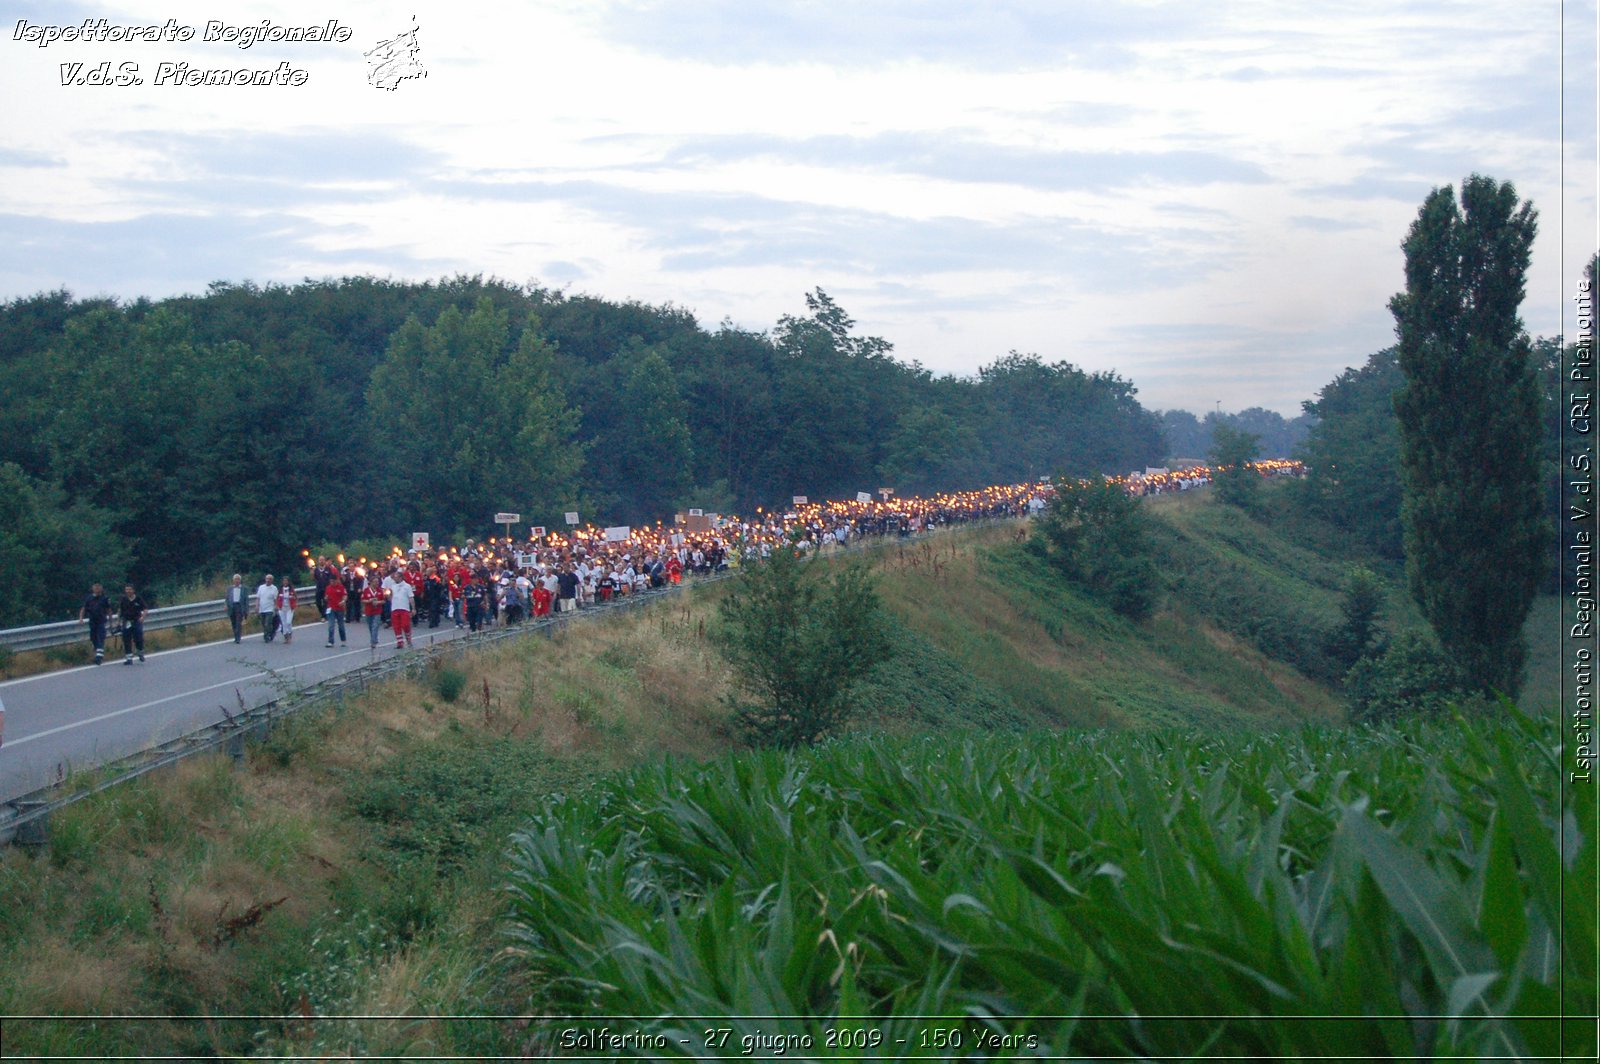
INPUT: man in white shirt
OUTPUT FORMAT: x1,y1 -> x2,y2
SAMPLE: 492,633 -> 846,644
255,574 -> 279,642
382,569 -> 415,649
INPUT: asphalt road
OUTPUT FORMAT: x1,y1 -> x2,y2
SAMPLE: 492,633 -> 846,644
0,613 -> 473,804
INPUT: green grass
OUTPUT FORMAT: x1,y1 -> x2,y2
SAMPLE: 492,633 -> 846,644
870,521 -> 1344,732
505,706 -> 1595,1060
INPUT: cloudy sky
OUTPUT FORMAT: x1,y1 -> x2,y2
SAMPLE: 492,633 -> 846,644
1,1 -> 1594,415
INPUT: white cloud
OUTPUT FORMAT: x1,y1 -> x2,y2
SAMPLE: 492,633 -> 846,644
0,0 -> 1590,414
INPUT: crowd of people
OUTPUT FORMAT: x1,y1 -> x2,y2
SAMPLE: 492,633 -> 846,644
73,460 -> 1305,662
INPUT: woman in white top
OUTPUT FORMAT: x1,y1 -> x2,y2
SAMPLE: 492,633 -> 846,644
276,582 -> 298,644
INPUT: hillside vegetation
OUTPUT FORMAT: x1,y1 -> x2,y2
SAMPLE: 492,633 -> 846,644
0,493 -> 1573,1058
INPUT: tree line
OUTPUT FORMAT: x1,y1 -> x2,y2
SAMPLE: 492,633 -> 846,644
0,281 -> 1166,626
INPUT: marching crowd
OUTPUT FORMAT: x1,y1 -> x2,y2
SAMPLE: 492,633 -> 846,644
72,461 -> 1305,663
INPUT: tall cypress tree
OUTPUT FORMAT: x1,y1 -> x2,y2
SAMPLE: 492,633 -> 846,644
1388,174 -> 1542,696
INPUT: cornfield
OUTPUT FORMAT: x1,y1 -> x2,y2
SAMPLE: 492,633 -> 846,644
506,705 -> 1595,1060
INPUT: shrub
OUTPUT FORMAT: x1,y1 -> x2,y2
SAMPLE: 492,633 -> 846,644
713,541 -> 891,748
1208,424 -> 1262,508
1033,476 -> 1161,620
1345,630 -> 1467,723
432,666 -> 468,704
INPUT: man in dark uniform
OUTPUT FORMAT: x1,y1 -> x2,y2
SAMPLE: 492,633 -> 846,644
119,584 -> 147,664
424,564 -> 446,628
314,557 -> 333,616
77,582 -> 112,664
343,564 -> 362,623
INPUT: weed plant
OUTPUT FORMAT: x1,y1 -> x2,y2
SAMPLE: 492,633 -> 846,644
505,704 -> 1593,1060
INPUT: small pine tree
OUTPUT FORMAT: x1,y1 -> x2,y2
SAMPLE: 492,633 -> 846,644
1327,566 -> 1384,675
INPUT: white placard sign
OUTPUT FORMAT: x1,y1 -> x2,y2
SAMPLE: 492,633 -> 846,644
564,512 -> 580,525
856,492 -> 871,503
514,551 -> 538,569
688,508 -> 704,516
411,532 -> 430,552
531,526 -> 546,538
792,495 -> 808,505
494,512 -> 521,524
604,525 -> 632,542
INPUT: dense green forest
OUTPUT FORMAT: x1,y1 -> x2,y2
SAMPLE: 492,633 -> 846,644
0,279 -> 1165,624
0,270 -> 1571,629
1157,405 -> 1314,460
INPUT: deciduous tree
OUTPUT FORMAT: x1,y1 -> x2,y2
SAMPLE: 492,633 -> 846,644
714,540 -> 891,747
1208,424 -> 1261,508
1034,476 -> 1160,620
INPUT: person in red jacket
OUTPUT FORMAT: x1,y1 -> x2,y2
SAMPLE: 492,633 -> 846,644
360,574 -> 385,648
531,581 -> 553,618
323,574 -> 348,647
404,560 -> 425,605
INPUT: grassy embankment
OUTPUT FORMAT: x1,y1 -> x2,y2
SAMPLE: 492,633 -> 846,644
0,488 -> 1569,1057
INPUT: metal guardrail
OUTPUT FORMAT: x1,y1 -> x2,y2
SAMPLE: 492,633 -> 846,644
0,571 -> 731,845
0,586 -> 316,654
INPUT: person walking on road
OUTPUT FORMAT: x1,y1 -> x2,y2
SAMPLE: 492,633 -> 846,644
78,581 -> 112,664
118,584 -> 147,664
225,574 -> 250,644
324,571 -> 348,647
383,568 -> 415,648
256,574 -> 278,642
360,573 -> 385,648
343,564 -> 361,624
313,557 -> 332,616
276,581 -> 298,644
557,563 -> 579,613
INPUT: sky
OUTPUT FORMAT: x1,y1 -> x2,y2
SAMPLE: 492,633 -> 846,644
0,1 -> 1594,416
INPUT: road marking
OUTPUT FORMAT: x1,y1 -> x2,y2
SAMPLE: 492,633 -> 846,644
0,621 -> 385,689
1,645 -> 389,748
0,632 -> 264,689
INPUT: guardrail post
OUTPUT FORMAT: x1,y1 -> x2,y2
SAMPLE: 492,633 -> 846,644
226,728 -> 247,766
14,802 -> 49,849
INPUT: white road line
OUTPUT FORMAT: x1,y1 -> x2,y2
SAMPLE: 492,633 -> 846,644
1,645 -> 386,747
0,624 -> 339,689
